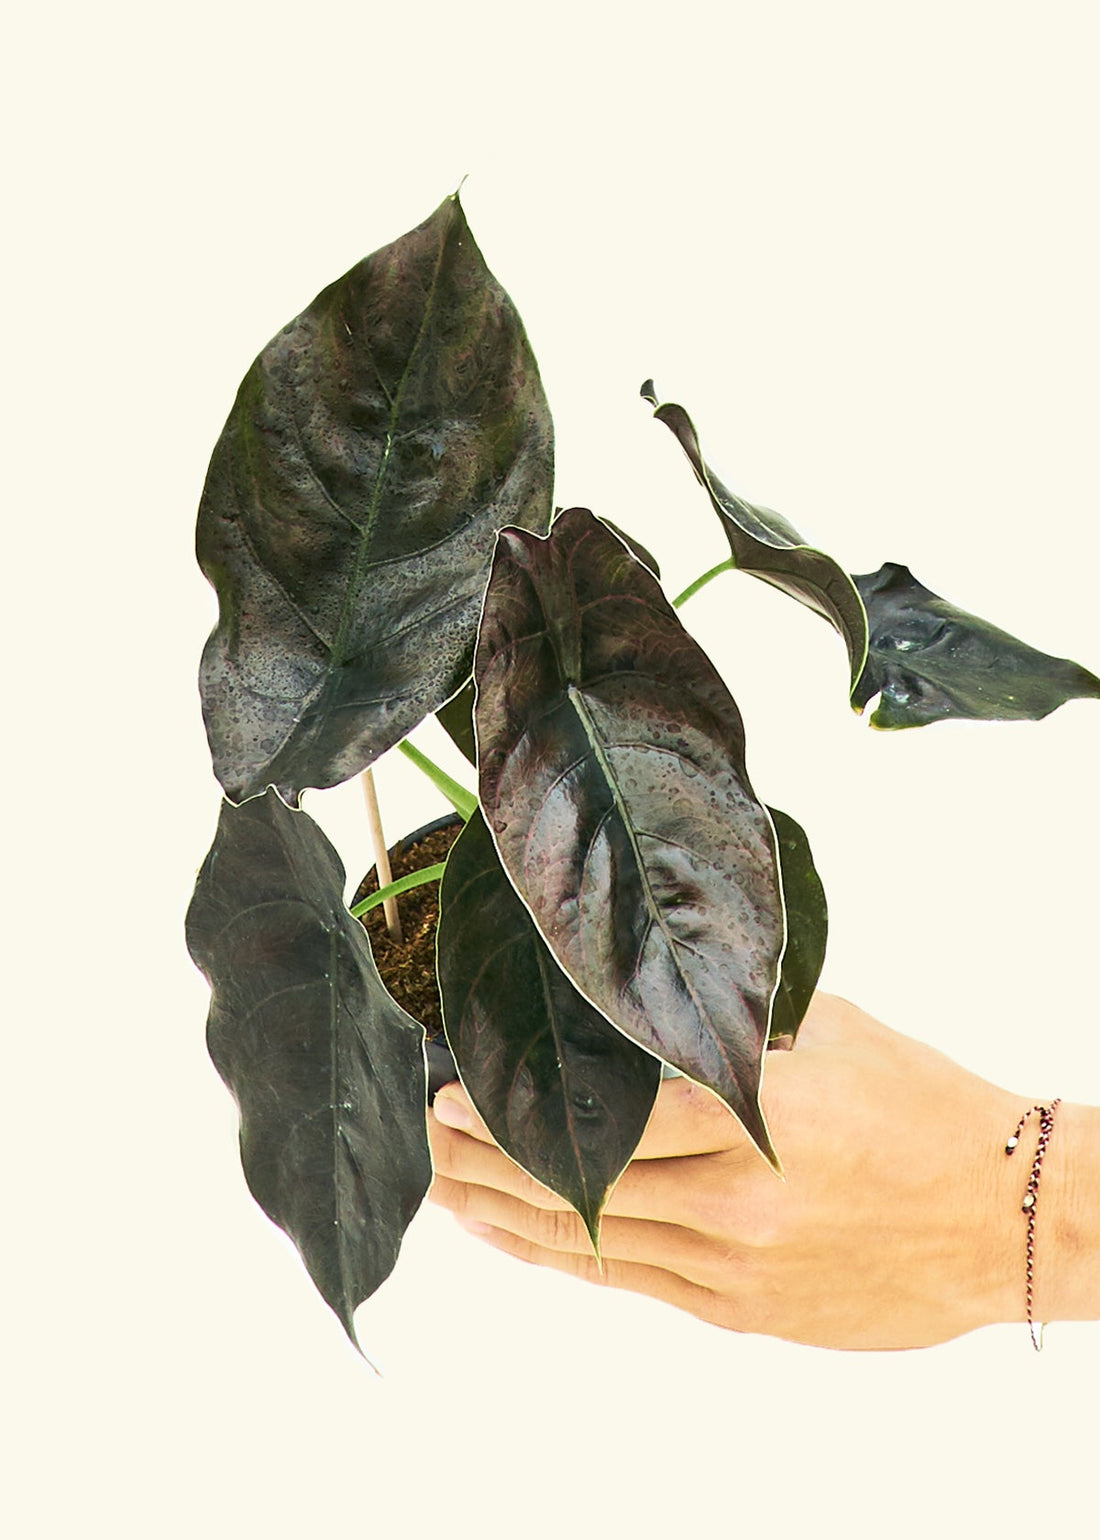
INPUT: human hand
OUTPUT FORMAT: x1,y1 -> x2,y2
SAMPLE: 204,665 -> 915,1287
428,992 -> 1071,1349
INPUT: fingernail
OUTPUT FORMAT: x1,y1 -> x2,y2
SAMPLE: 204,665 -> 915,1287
433,1094 -> 472,1130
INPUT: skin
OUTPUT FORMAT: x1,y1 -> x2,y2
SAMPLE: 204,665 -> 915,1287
428,992 -> 1100,1350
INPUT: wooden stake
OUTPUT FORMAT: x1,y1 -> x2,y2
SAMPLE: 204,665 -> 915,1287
361,767 -> 403,943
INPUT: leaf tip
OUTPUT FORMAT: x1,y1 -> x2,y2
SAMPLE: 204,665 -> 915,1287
753,1122 -> 785,1179
582,1210 -> 604,1266
343,1307 -> 383,1375
639,378 -> 658,406
741,1097 -> 784,1179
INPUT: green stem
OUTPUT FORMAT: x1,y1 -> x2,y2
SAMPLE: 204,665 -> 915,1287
397,741 -> 477,820
672,557 -> 736,609
350,863 -> 448,920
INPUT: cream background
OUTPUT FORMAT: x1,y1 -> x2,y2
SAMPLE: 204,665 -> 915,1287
7,2 -> 1099,1535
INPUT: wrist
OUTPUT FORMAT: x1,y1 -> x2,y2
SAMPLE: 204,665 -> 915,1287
1033,1101 -> 1100,1323
972,1086 -> 1044,1332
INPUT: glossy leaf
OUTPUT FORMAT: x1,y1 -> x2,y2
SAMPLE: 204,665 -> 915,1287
852,563 -> 1100,728
437,810 -> 661,1246
644,386 -> 1099,731
431,518 -> 666,774
475,507 -> 785,1167
185,790 -> 431,1351
197,194 -> 554,803
766,806 -> 828,1049
642,383 -> 868,688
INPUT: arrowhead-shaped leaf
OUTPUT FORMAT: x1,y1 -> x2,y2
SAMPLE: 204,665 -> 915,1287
436,810 -> 661,1246
475,507 -> 785,1167
435,521 -> 659,772
852,563 -> 1100,727
643,384 -> 868,688
766,806 -> 828,1049
197,194 -> 554,803
185,790 -> 431,1350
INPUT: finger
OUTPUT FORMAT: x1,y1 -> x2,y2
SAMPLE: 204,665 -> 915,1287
435,1074 -> 747,1162
450,1219 -> 731,1329
428,1113 -> 574,1212
429,1171 -> 719,1287
428,1108 -> 721,1225
629,1076 -> 749,1160
431,1085 -> 499,1145
430,1103 -> 755,1228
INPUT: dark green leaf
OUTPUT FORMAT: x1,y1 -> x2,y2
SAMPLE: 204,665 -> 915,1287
436,810 -> 661,1246
643,384 -> 868,689
475,507 -> 785,1168
197,194 -> 554,803
852,563 -> 1100,728
185,790 -> 431,1351
436,680 -> 477,766
766,806 -> 828,1049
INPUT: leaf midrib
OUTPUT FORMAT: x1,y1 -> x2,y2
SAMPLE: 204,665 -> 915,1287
532,940 -> 597,1236
564,684 -> 722,1063
328,213 -> 454,670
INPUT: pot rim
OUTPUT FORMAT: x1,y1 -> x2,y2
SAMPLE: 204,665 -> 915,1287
389,810 -> 463,860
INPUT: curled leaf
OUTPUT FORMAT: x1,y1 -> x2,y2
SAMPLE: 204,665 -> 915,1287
642,383 -> 868,688
644,385 -> 1099,731
852,563 -> 1100,727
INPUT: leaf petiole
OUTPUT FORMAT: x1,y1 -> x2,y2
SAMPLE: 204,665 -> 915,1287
672,557 -> 736,609
397,741 -> 478,820
350,863 -> 448,919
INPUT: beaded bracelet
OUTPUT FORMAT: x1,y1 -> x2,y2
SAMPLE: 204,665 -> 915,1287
1004,1100 -> 1061,1351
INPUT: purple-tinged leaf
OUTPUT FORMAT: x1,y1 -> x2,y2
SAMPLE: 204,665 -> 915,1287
475,507 -> 785,1167
435,522 -> 660,772
597,517 -> 662,579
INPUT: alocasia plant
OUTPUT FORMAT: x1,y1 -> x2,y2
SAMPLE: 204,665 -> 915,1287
186,192 -> 1100,1356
